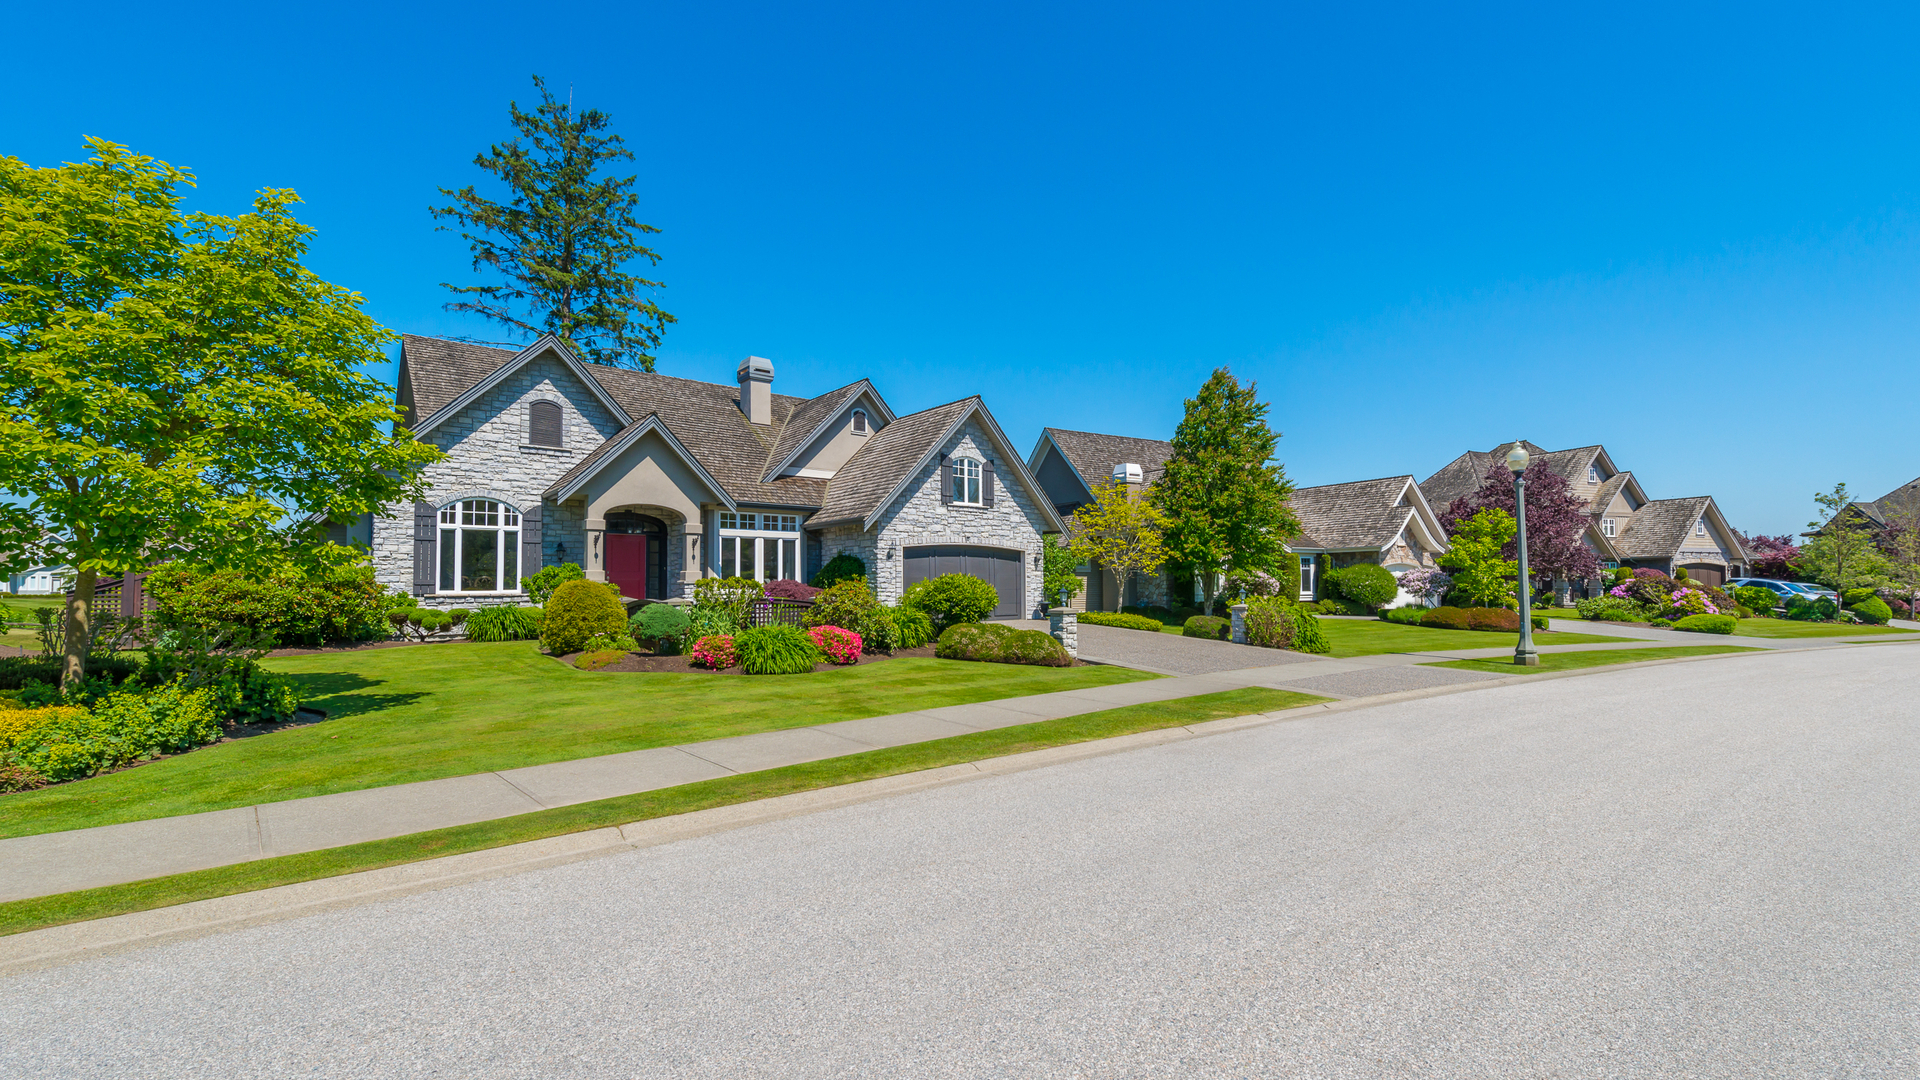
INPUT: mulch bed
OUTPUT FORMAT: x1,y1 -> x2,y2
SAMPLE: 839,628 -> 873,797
558,644 -> 942,674
265,639 -> 438,658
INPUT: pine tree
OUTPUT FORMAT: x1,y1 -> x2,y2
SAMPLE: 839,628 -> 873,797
432,76 -> 674,370
1151,368 -> 1300,615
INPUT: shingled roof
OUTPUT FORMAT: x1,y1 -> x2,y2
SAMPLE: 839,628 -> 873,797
1613,497 -> 1714,560
1042,429 -> 1175,491
398,335 -> 520,421
811,398 -> 980,527
1290,476 -> 1428,552
1855,476 -> 1920,527
1420,441 -> 1608,511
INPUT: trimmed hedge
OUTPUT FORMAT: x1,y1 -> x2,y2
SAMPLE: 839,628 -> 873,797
631,603 -> 691,653
1673,613 -> 1737,634
145,561 -> 391,647
1848,596 -> 1893,625
1080,611 -> 1165,632
1421,606 -> 1471,630
935,623 -> 1070,667
540,580 -> 628,655
1421,606 -> 1525,632
1382,606 -> 1424,625
1327,563 -> 1398,609
0,655 -> 138,691
1183,615 -> 1230,640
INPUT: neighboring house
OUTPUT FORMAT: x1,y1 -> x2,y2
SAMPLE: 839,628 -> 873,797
1826,476 -> 1920,538
360,335 -> 1062,618
1289,477 -> 1449,605
6,564 -> 72,595
1026,428 -> 1176,612
1420,441 -> 1749,589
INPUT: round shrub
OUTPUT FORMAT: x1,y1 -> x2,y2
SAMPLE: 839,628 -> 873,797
1382,606 -> 1424,625
1288,606 -> 1331,654
1673,613 -> 1737,634
525,563 -> 586,605
541,579 -> 629,654
1079,611 -> 1164,632
1785,595 -> 1838,622
631,603 -> 692,653
465,605 -> 543,642
808,579 -> 879,632
935,623 -> 1069,666
735,624 -> 822,674
1842,587 -> 1877,606
1330,563 -> 1398,609
1849,595 -> 1893,625
811,553 -> 868,589
1183,615 -> 1230,640
691,634 -> 737,670
806,625 -> 863,664
863,604 -> 933,652
1648,618 -> 1674,628
1734,586 -> 1780,615
902,574 -> 999,634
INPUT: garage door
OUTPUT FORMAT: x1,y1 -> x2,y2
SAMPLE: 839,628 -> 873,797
1678,564 -> 1725,587
903,545 -> 1024,619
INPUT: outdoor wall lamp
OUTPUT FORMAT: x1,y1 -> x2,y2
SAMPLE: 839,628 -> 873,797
556,541 -> 568,560
1507,443 -> 1539,666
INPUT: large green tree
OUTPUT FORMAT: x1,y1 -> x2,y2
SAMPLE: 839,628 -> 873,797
1801,483 -> 1888,593
1438,508 -> 1519,607
0,139 -> 441,684
433,75 -> 675,370
1151,368 -> 1300,615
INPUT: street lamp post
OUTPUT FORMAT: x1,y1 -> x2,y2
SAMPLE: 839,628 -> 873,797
1509,444 -> 1539,667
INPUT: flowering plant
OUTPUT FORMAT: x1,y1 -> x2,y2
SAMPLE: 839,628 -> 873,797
1664,587 -> 1719,619
690,634 -> 737,670
805,624 -> 862,665
1395,567 -> 1452,603
1608,583 -> 1632,598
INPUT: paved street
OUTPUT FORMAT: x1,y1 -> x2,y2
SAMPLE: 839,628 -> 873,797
4,646 -> 1917,1078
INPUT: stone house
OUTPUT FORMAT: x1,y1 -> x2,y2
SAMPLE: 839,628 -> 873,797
1420,441 -> 1749,589
352,335 -> 1061,618
1288,477 -> 1450,605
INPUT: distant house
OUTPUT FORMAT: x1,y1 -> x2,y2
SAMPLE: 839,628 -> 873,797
5,564 -> 71,595
1420,441 -> 1749,589
1026,428 -> 1175,611
1827,476 -> 1920,538
1289,477 -> 1449,604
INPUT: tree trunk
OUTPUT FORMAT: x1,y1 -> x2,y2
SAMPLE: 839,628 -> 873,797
63,568 -> 96,688
1201,571 -> 1216,617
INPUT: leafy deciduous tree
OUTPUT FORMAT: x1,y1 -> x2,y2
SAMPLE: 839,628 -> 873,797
433,75 -> 674,370
1879,503 -> 1920,618
1440,461 -> 1598,599
1738,532 -> 1802,580
1151,368 -> 1299,615
0,139 -> 441,684
1067,481 -> 1168,612
1437,508 -> 1518,608
1801,483 -> 1888,593
1041,533 -> 1082,608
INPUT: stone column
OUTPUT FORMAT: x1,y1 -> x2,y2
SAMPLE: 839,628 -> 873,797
1230,603 -> 1249,644
683,523 -> 702,596
584,517 -> 608,583
1048,607 -> 1078,659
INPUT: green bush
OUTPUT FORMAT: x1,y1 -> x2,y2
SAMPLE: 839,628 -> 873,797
735,625 -> 823,674
1842,587 -> 1877,606
935,623 -> 1070,666
1121,605 -> 1178,625
1648,618 -> 1674,628
1289,606 -> 1331,654
1079,611 -> 1164,632
1733,586 -> 1779,614
0,655 -> 138,691
1673,613 -> 1737,634
1784,595 -> 1838,622
464,605 -> 544,642
1328,563 -> 1398,609
0,681 -> 223,784
145,559 -> 391,647
1421,606 -> 1472,630
810,554 -> 868,589
631,603 -> 692,653
858,604 -> 934,653
1241,596 -> 1295,650
541,579 -> 630,654
1183,615 -> 1230,640
525,563 -> 585,605
902,574 -> 1000,634
1849,596 -> 1893,625
1575,597 -> 1642,622
808,579 -> 879,632
1382,606 -> 1425,625
693,577 -> 765,627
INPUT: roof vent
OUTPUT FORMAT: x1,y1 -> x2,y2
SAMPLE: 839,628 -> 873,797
737,356 -> 774,425
1113,462 -> 1144,485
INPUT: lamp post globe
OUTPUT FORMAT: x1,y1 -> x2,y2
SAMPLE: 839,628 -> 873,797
1509,443 -> 1539,665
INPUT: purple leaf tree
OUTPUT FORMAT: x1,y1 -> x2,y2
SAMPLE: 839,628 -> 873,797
1440,462 -> 1600,584
1738,533 -> 1801,580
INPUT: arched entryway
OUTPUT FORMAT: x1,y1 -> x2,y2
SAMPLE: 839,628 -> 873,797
605,511 -> 668,600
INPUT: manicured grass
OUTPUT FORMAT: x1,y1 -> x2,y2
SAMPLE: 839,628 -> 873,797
1426,644 -> 1761,674
0,641 -> 1156,841
1317,619 -> 1638,657
1729,620 -> 1917,639
0,686 -> 1325,938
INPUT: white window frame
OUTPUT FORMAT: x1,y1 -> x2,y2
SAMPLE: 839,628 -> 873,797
851,409 -> 868,435
1694,520 -> 1707,537
1299,555 -> 1316,601
716,512 -> 802,583
1602,517 -> 1616,537
1588,466 -> 1599,483
438,499 -> 521,593
951,458 -> 983,505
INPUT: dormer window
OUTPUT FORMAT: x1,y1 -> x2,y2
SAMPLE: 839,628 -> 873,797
851,409 -> 868,435
1588,466 -> 1599,483
529,401 -> 563,448
1694,521 -> 1706,537
1602,517 -> 1616,537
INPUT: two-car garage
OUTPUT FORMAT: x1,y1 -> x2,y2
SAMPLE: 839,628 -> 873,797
902,545 -> 1025,619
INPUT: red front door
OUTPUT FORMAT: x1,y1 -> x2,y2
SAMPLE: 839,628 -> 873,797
605,533 -> 647,599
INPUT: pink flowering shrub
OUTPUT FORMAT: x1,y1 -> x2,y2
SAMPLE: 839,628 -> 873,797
806,625 -> 862,665
1663,587 -> 1719,619
691,634 -> 737,670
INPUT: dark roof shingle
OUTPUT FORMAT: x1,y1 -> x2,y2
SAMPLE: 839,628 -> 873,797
1290,476 -> 1417,551
1044,429 -> 1174,490
813,399 -> 978,526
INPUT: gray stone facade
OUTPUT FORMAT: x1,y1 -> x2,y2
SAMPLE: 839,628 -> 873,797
371,356 -> 624,609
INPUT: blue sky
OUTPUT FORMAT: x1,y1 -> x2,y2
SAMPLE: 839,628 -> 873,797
6,2 -> 1917,535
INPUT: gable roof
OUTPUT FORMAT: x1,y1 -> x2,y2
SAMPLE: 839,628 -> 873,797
1614,496 -> 1746,561
1037,429 -> 1175,495
1289,476 -> 1446,554
545,414 -> 735,508
763,380 -> 895,482
407,335 -> 633,438
1854,476 -> 1920,528
398,335 -> 521,421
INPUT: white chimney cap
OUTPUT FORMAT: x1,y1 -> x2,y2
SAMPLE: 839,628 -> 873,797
1113,462 -> 1145,484
737,356 -> 775,381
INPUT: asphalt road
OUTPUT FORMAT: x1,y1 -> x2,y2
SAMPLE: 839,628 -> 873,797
5,646 -> 1918,1078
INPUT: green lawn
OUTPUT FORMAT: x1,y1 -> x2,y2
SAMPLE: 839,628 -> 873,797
1427,644 -> 1761,674
0,685 -> 1323,937
1729,620 -> 1917,639
0,641 -> 1157,841
1317,619 -> 1638,658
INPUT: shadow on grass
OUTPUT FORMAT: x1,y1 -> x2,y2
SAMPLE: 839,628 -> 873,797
279,671 -> 429,720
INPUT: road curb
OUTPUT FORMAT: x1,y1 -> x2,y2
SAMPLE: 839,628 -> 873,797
0,641 -> 1866,976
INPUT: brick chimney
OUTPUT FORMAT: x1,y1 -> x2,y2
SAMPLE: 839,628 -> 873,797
737,356 -> 774,425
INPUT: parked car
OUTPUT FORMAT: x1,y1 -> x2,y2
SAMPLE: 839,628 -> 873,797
1728,578 -> 1796,605
1787,582 -> 1840,602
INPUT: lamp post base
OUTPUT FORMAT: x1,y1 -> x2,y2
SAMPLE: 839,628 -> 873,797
1514,650 -> 1539,667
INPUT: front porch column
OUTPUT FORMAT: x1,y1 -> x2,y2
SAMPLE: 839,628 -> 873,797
584,517 -> 607,582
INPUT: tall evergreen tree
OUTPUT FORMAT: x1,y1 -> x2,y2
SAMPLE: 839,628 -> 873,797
1151,368 -> 1299,615
432,76 -> 674,370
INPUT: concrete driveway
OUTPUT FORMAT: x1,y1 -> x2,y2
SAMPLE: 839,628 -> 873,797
1012,618 -> 1324,675
5,646 -> 1915,1078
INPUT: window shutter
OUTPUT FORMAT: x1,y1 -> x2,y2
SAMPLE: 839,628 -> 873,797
412,501 -> 438,594
982,460 -> 997,508
520,502 -> 543,583
529,401 -> 563,447
940,454 -> 953,505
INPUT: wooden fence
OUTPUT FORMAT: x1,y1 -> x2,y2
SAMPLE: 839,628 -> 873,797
744,597 -> 815,629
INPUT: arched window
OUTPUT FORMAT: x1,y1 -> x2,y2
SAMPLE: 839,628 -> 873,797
439,499 -> 521,592
528,401 -> 563,447
851,409 -> 868,435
